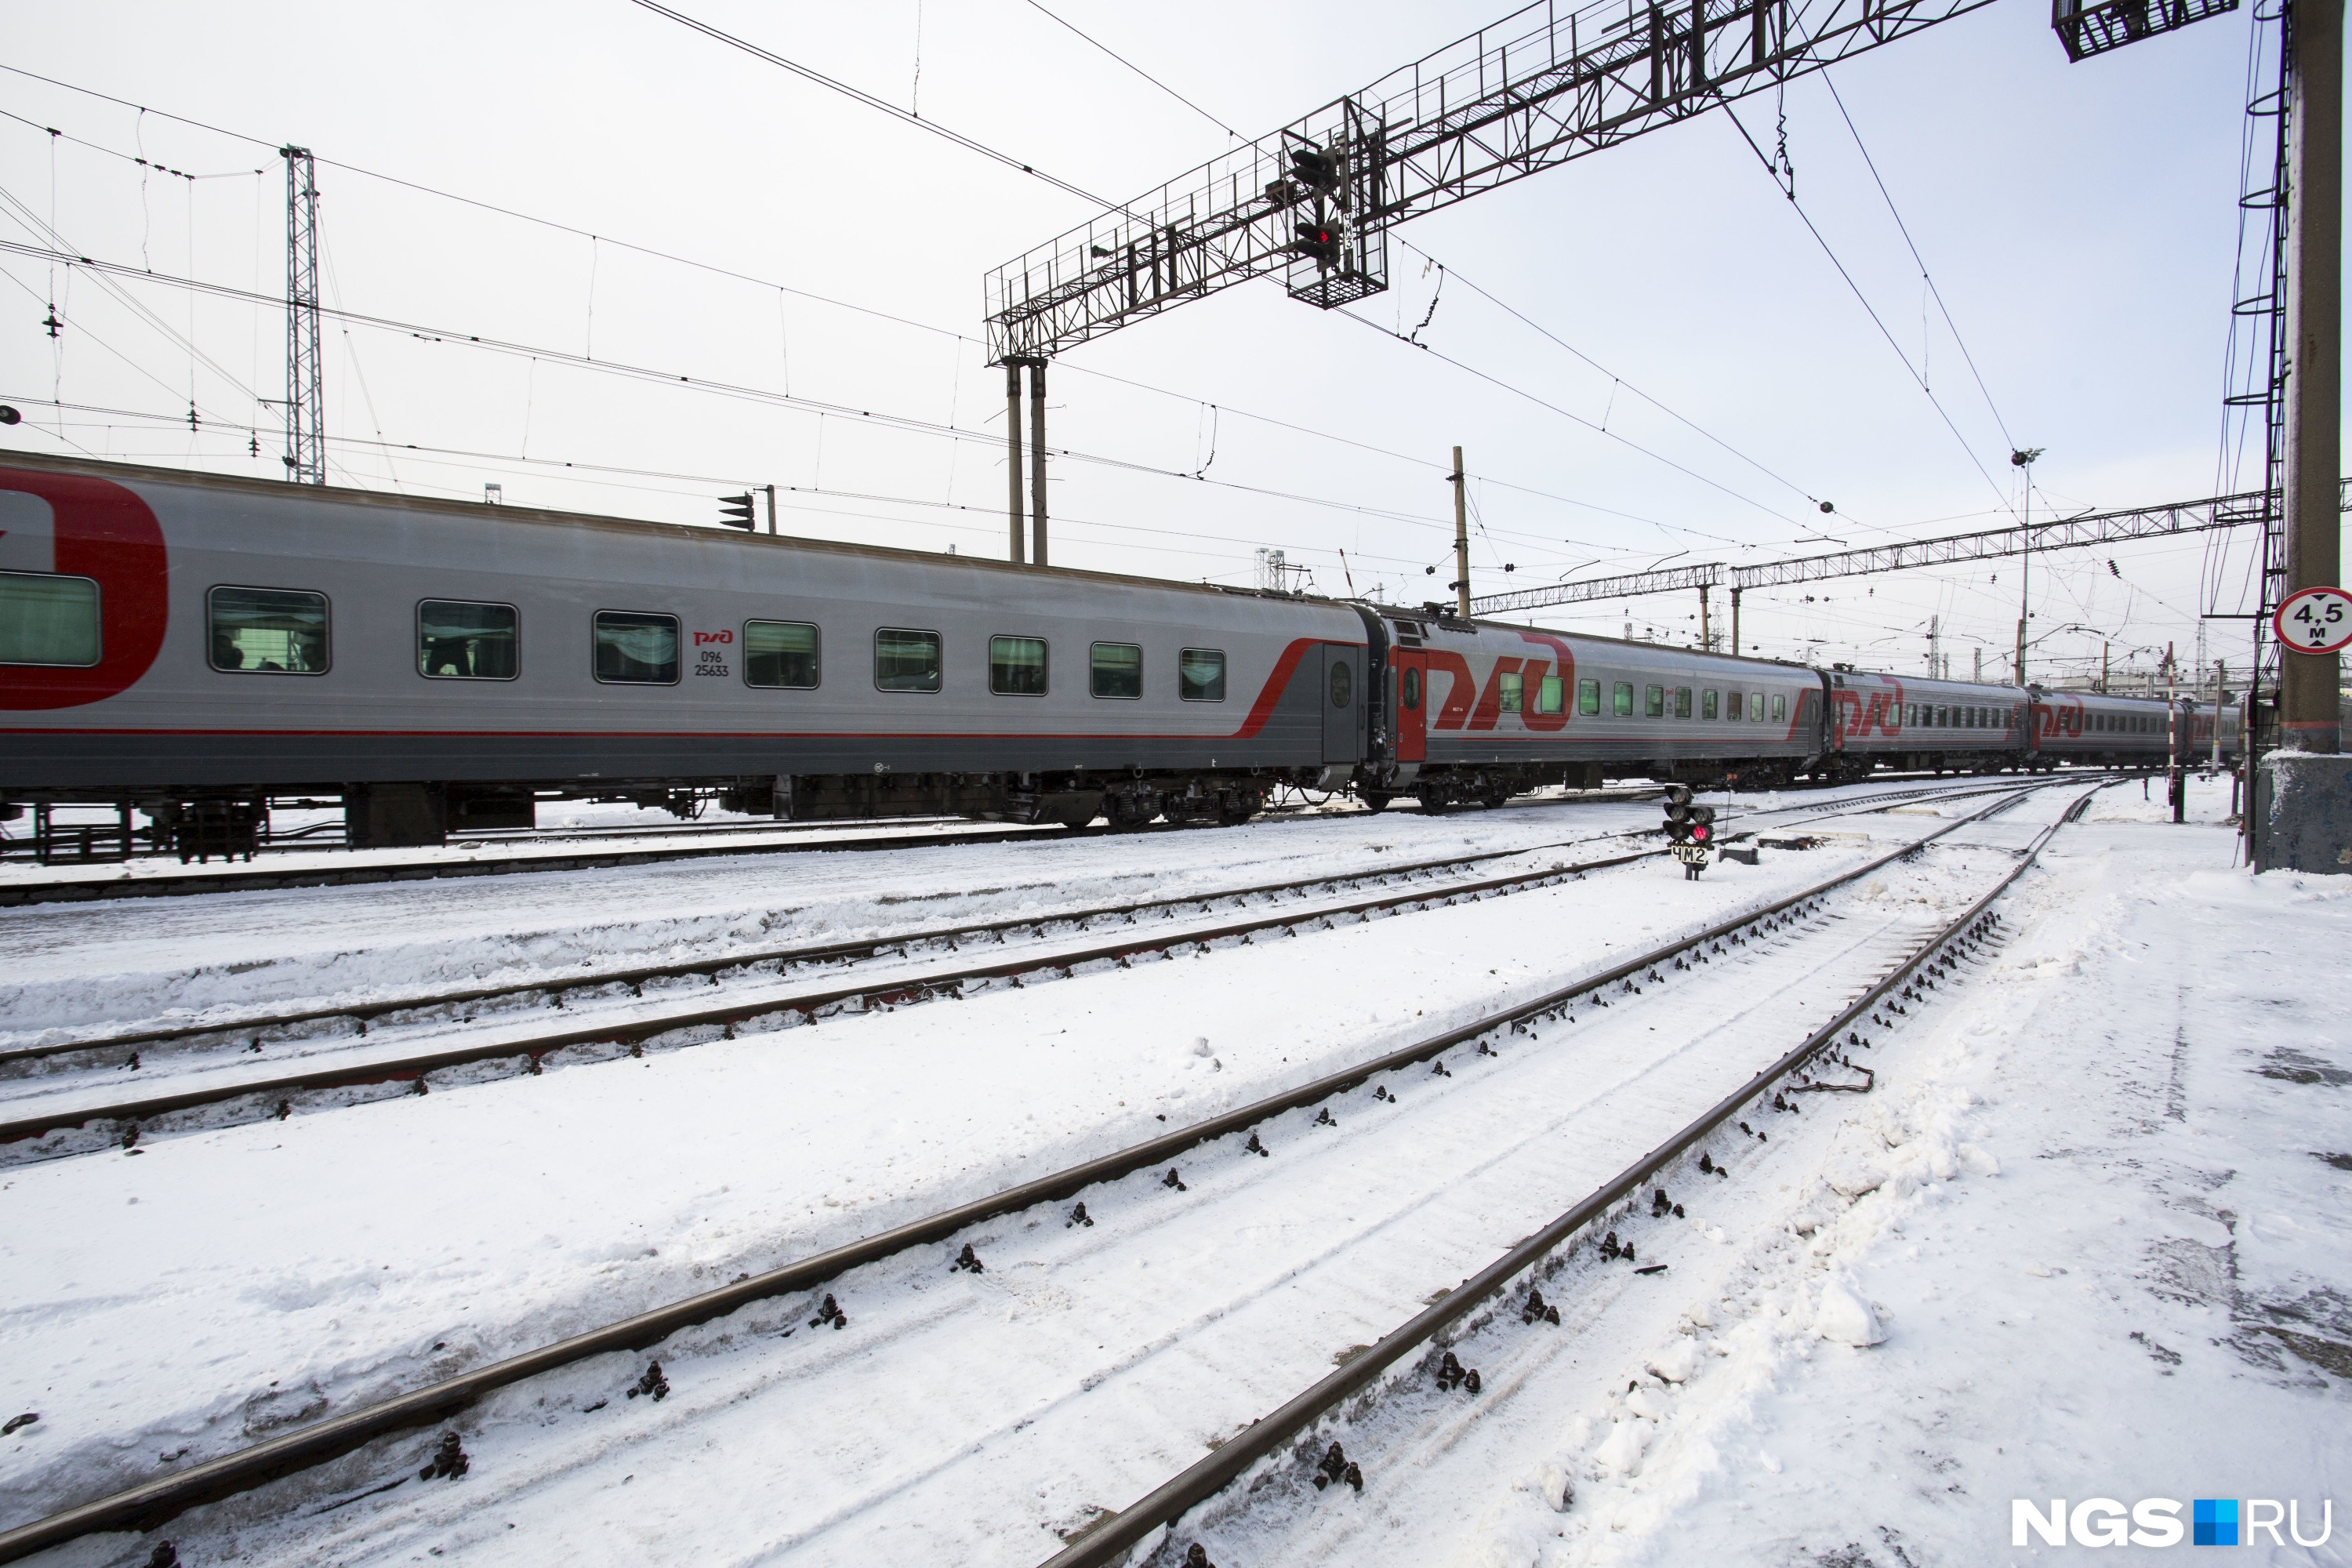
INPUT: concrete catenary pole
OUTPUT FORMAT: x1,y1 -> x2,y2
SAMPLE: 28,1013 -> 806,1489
1451,445 -> 1471,617
1004,363 -> 1025,564
1029,360 -> 1051,568
2281,0 -> 2343,753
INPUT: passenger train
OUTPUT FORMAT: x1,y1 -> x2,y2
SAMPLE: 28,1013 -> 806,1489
0,454 -> 2235,858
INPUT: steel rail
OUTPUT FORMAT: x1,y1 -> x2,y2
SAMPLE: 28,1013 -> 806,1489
0,845 -> 1668,1155
0,767 -> 2096,907
0,828 -> 1661,1069
0,776 -> 2070,1156
1,772 -> 2029,1071
0,779 -> 2068,1562
1035,779 -> 2115,1568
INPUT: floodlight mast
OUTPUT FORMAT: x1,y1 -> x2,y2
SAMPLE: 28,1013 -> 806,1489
982,0 -> 2002,368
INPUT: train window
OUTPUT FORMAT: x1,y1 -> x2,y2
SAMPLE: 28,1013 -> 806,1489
1725,689 -> 1741,720
0,571 -> 100,666
1644,684 -> 1664,717
1701,689 -> 1719,720
210,586 -> 329,675
1751,691 -> 1766,721
989,634 -> 1048,696
1180,648 -> 1226,702
417,600 -> 517,681
1773,694 -> 1787,722
1674,687 -> 1692,719
1091,641 -> 1143,699
1330,659 -> 1353,708
592,610 -> 677,684
1537,675 -> 1565,715
1402,666 -> 1423,711
1497,670 -> 1523,713
1578,678 -> 1599,716
874,628 -> 942,692
1614,681 -> 1634,717
744,620 -> 820,688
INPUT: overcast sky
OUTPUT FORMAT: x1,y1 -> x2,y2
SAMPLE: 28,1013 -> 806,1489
1,1 -> 2327,688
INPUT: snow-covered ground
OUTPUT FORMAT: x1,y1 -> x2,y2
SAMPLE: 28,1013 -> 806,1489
5,771 -> 2331,1568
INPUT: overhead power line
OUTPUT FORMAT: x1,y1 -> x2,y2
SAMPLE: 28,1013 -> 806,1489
1818,74 -> 2016,453
624,0 -> 1120,210
0,64 -> 1704,549
0,237 -> 1473,534
1719,98 -> 2016,515
1020,0 -> 1243,140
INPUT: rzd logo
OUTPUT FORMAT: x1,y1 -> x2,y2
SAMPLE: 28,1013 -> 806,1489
2013,1497 -> 2332,1547
0,467 -> 169,710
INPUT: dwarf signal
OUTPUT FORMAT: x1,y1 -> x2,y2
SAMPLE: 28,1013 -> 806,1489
1662,786 -> 1716,878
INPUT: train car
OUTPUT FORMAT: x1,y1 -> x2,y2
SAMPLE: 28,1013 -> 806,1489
1354,608 -> 1831,808
2028,688 -> 2201,768
2178,698 -> 2244,764
1827,670 -> 2031,778
0,454 -> 1367,854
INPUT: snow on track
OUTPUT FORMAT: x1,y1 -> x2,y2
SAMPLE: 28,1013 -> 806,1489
0,779 -> 2027,1044
1161,777 -> 2349,1568
0,798 -> 2021,1530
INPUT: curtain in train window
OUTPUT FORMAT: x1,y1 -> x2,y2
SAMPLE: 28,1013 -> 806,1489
1724,689 -> 1741,720
1537,676 -> 1565,715
1613,681 -> 1633,717
1091,641 -> 1142,699
593,611 -> 677,684
989,635 -> 1047,696
1497,670 -> 1523,713
1645,684 -> 1664,717
1578,678 -> 1599,716
1179,648 -> 1225,702
1773,694 -> 1787,722
1674,687 -> 1693,719
210,586 -> 329,674
418,600 -> 517,680
1751,691 -> 1766,721
0,571 -> 100,666
1701,689 -> 1719,720
874,628 -> 942,692
745,620 -> 820,688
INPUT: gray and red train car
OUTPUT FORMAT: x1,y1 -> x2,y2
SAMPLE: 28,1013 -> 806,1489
0,453 -> 2229,857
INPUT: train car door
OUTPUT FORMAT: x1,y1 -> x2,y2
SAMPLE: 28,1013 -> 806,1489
1321,644 -> 1359,762
1392,648 -> 1428,762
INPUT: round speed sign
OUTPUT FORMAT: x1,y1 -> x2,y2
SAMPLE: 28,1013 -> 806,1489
2274,586 -> 2352,655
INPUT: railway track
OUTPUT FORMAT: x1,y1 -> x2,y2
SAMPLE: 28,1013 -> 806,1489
0,777 -> 2090,1565
0,768 -> 2100,908
0,778 -> 2059,1165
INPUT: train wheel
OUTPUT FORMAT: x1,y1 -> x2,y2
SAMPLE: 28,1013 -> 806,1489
1216,792 -> 1263,827
1359,791 -> 1392,815
1416,786 -> 1451,815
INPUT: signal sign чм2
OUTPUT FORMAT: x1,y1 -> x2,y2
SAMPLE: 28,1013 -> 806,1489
2274,586 -> 2352,655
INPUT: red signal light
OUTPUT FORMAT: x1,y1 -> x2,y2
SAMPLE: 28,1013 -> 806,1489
1690,822 -> 1711,844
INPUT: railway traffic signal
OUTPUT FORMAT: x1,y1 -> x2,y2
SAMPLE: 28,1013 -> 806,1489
1289,145 -> 1342,194
1662,785 -> 1715,880
1290,220 -> 1342,270
717,492 -> 757,530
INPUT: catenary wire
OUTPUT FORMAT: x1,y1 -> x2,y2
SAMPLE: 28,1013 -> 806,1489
1019,0 -> 1243,140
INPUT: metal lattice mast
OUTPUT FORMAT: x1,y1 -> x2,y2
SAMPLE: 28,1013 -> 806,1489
281,146 -> 324,485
